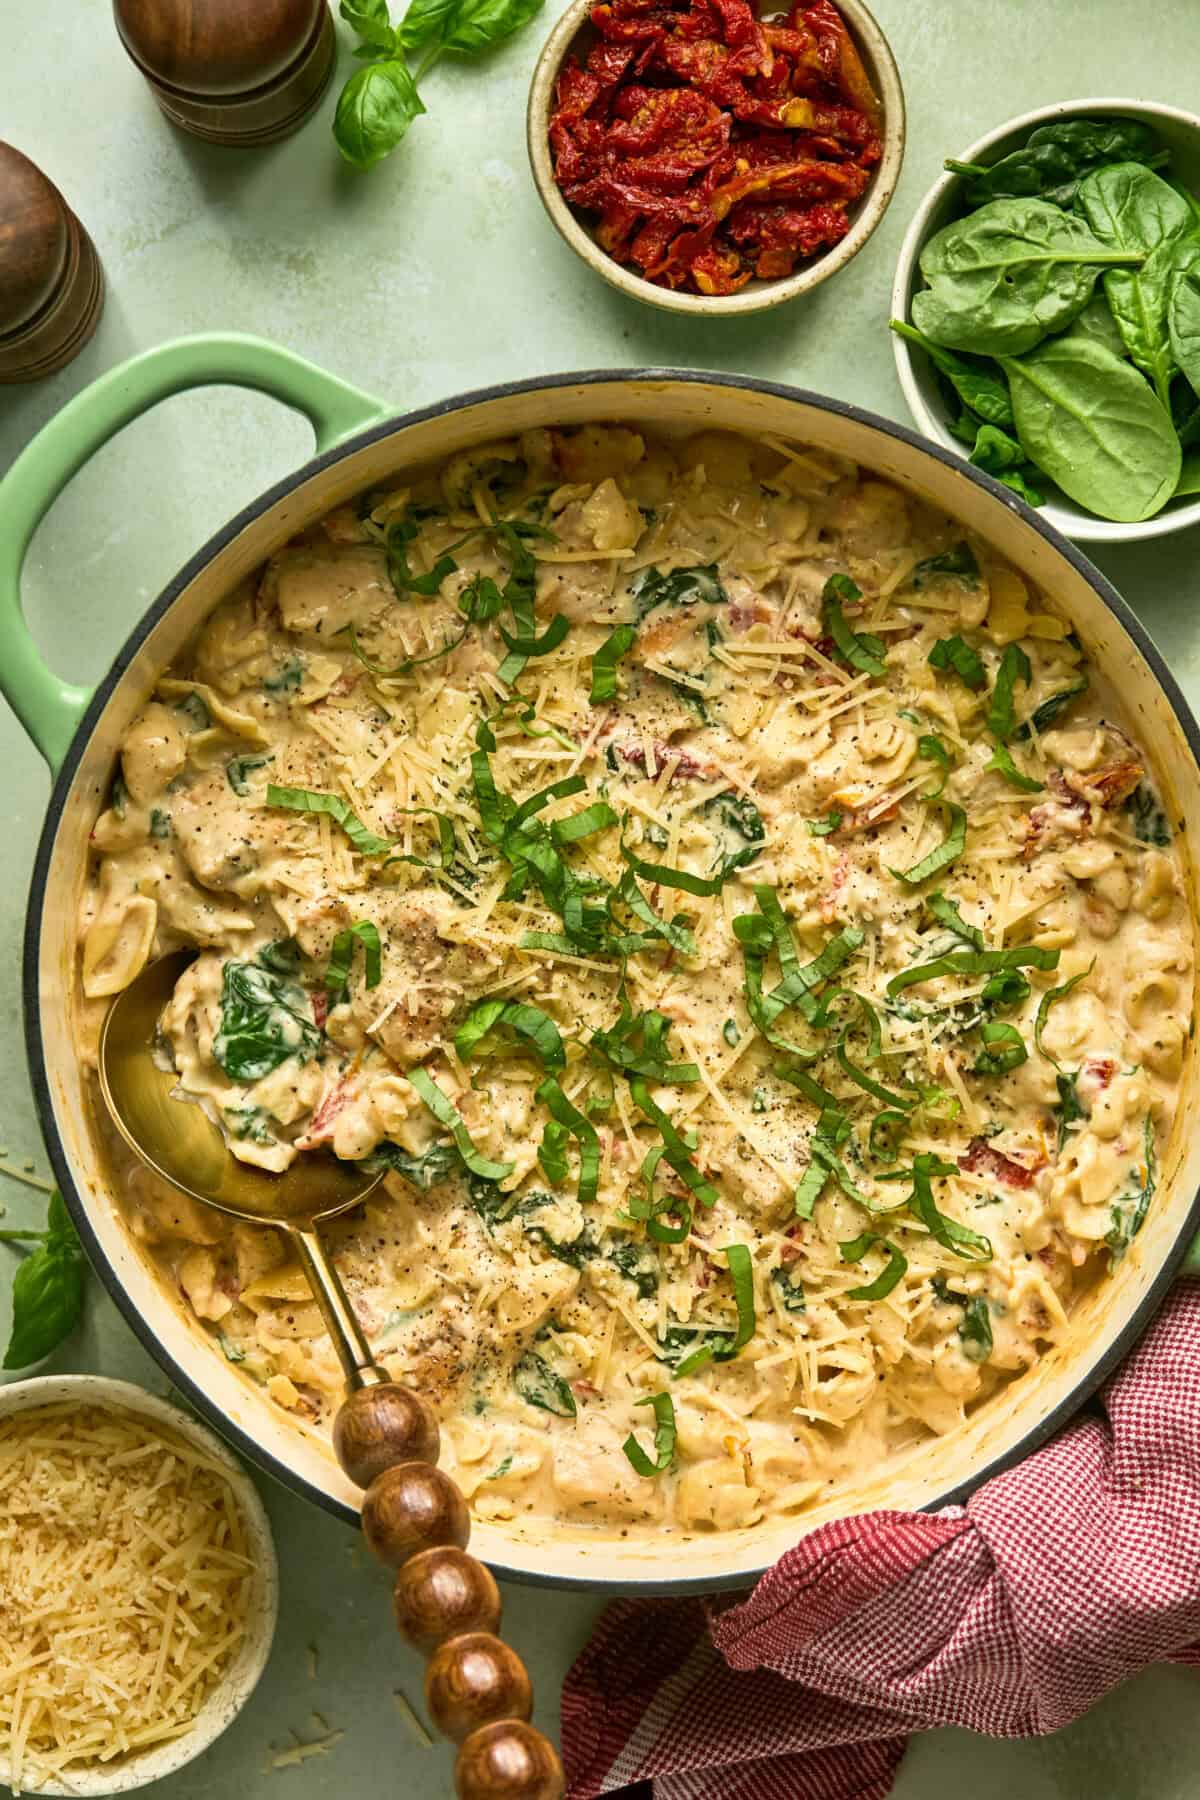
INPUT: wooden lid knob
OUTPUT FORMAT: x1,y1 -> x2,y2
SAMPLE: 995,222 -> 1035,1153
454,1720 -> 566,1800
0,144 -> 69,338
113,0 -> 325,96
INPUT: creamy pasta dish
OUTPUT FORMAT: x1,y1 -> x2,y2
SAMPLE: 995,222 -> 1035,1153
78,423 -> 1192,1538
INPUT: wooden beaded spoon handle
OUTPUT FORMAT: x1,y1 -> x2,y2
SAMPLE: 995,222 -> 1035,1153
100,954 -> 567,1800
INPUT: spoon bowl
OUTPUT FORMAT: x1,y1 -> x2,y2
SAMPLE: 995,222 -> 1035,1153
99,950 -> 381,1228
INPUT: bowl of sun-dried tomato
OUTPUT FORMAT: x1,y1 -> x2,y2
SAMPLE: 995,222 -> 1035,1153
527,0 -> 904,315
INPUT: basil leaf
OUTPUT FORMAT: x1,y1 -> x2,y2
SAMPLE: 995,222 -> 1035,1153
407,1067 -> 514,1181
340,0 -> 398,50
591,624 -> 637,703
933,1278 -> 994,1361
917,734 -> 953,797
385,807 -> 459,874
513,1350 -> 576,1417
630,1079 -> 718,1212
622,1392 -> 677,1477
823,575 -> 886,677
2,1192 -> 86,1371
621,843 -> 730,899
888,803 -> 967,886
722,1243 -> 757,1353
267,784 -> 393,856
333,58 -> 425,171
591,1007 -> 698,1086
1034,960 -> 1094,1067
927,892 -> 983,950
1001,337 -> 1181,525
629,563 -> 726,620
909,1152 -> 993,1258
213,956 -> 322,1083
455,999 -> 565,1071
343,621 -> 467,677
973,1019 -> 1028,1076
1014,677 -> 1089,741
226,752 -> 273,796
987,643 -> 1032,743
325,921 -> 383,999
807,810 -> 842,837
890,321 -> 1015,426
981,968 -> 1030,1007
887,943 -> 1059,997
497,610 -> 570,687
928,635 -> 986,691
839,1234 -> 908,1300
986,742 -> 1044,791
550,803 -> 619,848
400,0 -> 545,55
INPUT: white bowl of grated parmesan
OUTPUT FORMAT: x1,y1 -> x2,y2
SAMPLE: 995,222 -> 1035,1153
0,1377 -> 278,1796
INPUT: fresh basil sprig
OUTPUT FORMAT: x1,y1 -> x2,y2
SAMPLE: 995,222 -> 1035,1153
334,0 -> 546,171
1,1191 -> 86,1370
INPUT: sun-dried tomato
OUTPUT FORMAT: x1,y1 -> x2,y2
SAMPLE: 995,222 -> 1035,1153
547,0 -> 880,297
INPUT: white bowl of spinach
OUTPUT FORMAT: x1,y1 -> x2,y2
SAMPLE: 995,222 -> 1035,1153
891,100 -> 1200,542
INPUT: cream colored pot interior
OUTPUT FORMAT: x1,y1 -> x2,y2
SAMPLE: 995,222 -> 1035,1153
34,377 -> 1200,1590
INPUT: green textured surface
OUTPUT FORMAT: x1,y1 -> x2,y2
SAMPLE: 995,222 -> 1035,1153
1,0 -> 1199,1792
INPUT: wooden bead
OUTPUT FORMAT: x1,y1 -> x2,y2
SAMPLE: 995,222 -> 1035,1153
333,1382 -> 440,1490
361,1461 -> 469,1568
425,1632 -> 532,1743
394,1547 -> 501,1653
454,1720 -> 565,1800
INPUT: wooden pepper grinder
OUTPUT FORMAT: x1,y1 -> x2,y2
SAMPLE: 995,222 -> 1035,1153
113,0 -> 336,147
0,144 -> 104,384
333,1379 -> 566,1799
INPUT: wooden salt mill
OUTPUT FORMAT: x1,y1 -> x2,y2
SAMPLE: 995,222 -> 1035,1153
113,0 -> 336,147
0,144 -> 104,384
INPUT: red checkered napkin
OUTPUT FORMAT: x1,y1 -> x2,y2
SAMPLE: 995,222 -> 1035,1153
562,1279 -> 1200,1799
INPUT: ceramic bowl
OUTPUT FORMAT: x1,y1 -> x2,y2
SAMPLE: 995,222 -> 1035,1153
891,97 -> 1200,545
526,0 -> 905,318
0,1375 -> 278,1796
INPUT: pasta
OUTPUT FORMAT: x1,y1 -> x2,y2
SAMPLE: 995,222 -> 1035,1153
78,423 -> 1193,1538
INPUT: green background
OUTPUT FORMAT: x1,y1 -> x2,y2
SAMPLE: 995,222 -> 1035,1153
1,0 -> 1198,1793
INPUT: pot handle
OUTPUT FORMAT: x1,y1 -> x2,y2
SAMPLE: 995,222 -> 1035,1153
0,333 -> 388,772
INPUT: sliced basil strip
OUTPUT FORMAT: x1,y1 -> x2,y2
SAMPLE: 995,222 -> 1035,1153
536,1076 -> 601,1207
823,575 -> 886,677
889,803 -> 967,886
987,643 -> 1032,743
325,920 -> 383,998
622,1392 -> 677,1476
591,624 -> 638,703
267,784 -> 393,856
973,1019 -> 1028,1076
928,635 -> 986,691
407,1067 -> 514,1182
455,999 -> 565,1071
927,892 -> 983,950
839,1233 -> 908,1300
887,943 -> 1058,997
1034,960 -> 1095,1067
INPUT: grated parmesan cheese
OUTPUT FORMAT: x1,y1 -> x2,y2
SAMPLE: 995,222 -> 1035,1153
0,1404 -> 255,1794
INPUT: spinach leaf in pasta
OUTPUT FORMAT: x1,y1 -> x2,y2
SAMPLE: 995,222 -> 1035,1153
513,1350 -> 576,1417
213,955 -> 322,1084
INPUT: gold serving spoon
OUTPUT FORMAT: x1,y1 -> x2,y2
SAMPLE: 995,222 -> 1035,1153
100,951 -> 565,1800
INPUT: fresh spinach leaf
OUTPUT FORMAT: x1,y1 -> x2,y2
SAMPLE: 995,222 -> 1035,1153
1124,781 -> 1173,845
629,564 -> 726,620
912,543 -> 980,583
945,118 -> 1168,208
213,955 -> 322,1083
365,1141 -> 462,1188
1014,676 -> 1089,739
914,198 -> 1144,357
1106,1116 -> 1157,1259
969,422 -> 1047,504
1169,241 -> 1200,398
1002,336 -> 1181,523
513,1350 -> 576,1417
890,321 -> 1014,425
1060,292 -> 1129,358
770,1264 -> 807,1314
1077,164 -> 1194,408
